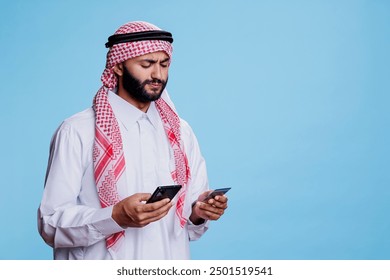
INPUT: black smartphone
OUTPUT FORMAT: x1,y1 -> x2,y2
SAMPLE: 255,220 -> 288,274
146,185 -> 182,204
203,187 -> 231,202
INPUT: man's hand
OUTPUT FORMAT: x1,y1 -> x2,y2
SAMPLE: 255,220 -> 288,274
112,193 -> 173,228
189,190 -> 228,225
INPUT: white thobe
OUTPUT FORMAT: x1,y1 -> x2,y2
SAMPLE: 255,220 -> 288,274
38,91 -> 209,259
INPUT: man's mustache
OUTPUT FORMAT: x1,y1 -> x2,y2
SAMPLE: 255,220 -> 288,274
145,79 -> 166,85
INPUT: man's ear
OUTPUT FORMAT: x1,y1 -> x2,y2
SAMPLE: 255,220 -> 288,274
113,63 -> 124,76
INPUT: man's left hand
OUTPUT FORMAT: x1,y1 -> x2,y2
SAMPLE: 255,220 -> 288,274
189,190 -> 228,225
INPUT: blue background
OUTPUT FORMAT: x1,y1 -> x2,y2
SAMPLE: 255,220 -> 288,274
0,0 -> 389,260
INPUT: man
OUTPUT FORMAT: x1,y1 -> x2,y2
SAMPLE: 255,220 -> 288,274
37,21 -> 228,260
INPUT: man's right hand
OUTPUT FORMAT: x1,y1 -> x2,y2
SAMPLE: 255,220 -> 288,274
112,193 -> 173,228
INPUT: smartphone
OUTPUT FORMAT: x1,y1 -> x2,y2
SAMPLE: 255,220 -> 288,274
146,185 -> 182,204
203,187 -> 231,202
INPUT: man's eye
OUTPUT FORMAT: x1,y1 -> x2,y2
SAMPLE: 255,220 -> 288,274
141,63 -> 151,68
160,63 -> 168,68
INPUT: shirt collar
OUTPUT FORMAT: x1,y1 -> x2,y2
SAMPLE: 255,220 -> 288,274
108,90 -> 160,130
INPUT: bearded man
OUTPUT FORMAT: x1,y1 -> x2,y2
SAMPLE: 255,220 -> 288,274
37,21 -> 228,260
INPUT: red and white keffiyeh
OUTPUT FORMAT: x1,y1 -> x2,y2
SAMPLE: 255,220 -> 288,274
92,21 -> 190,253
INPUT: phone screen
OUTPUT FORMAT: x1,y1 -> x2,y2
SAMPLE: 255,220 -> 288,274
146,185 -> 182,204
203,187 -> 231,202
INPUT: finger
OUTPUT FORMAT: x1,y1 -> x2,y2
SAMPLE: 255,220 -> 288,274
199,190 -> 213,201
214,195 -> 228,203
136,193 -> 153,202
143,198 -> 171,212
141,201 -> 173,224
211,200 -> 228,209
204,198 -> 215,205
208,207 -> 225,216
205,194 -> 227,204
202,198 -> 228,210
138,203 -> 173,225
198,203 -> 225,216
201,209 -> 223,221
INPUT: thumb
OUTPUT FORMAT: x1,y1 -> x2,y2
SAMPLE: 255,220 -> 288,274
136,193 -> 152,202
199,190 -> 213,201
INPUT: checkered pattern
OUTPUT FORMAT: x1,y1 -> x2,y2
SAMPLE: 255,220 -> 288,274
92,21 -> 189,251
156,99 -> 191,227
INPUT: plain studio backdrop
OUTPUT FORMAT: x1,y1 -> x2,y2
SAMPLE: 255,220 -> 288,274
0,0 -> 388,260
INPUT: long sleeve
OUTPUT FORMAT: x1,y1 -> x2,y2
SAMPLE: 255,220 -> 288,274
38,111 -> 123,249
38,102 -> 212,259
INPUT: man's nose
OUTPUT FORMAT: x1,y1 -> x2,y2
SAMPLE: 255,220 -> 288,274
151,64 -> 162,80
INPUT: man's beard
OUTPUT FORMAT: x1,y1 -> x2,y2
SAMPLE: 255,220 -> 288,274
122,65 -> 168,103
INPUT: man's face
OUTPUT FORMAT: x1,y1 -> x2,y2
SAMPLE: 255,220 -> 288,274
119,51 -> 170,103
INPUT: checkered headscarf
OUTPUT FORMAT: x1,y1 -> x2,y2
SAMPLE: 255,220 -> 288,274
101,21 -> 173,89
92,21 -> 190,253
